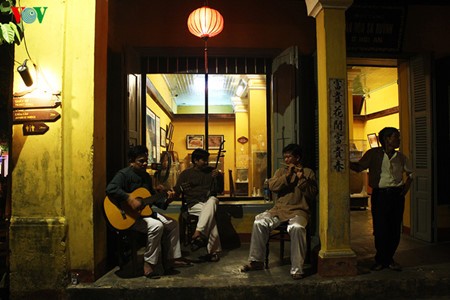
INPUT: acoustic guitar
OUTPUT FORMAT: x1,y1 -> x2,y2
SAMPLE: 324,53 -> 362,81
103,187 -> 167,230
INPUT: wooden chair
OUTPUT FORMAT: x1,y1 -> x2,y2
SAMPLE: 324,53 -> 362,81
178,174 -> 224,247
115,229 -> 145,275
179,201 -> 198,247
265,221 -> 311,269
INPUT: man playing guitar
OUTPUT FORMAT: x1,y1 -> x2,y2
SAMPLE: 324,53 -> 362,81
105,145 -> 190,278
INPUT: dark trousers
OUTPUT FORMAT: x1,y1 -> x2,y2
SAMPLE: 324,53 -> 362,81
371,187 -> 405,266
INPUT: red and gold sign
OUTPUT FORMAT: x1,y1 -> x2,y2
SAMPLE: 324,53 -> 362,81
237,136 -> 248,144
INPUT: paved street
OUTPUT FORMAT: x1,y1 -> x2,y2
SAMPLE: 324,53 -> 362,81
67,209 -> 450,299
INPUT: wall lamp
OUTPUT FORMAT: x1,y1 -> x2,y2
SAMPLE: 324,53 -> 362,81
17,59 -> 34,87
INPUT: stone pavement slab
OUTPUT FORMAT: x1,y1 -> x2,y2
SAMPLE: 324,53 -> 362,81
66,210 -> 450,300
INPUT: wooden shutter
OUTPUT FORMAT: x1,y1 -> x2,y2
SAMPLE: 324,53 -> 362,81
271,46 -> 299,170
410,55 -> 434,242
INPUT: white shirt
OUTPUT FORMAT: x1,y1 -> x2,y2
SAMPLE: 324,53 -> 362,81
378,151 -> 413,188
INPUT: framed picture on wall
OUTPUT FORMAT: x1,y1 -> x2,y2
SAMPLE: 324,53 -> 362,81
186,135 -> 204,149
160,128 -> 167,147
145,108 -> 157,163
208,135 -> 224,150
167,122 -> 174,141
367,133 -> 380,148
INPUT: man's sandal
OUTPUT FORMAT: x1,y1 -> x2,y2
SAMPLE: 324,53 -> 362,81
190,235 -> 208,252
240,261 -> 264,272
172,259 -> 193,268
291,273 -> 303,280
144,262 -> 160,279
199,253 -> 220,262
145,271 -> 161,279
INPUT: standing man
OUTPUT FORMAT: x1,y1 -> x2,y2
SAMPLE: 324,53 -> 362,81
173,148 -> 223,262
350,127 -> 413,271
106,145 -> 190,278
240,144 -> 318,279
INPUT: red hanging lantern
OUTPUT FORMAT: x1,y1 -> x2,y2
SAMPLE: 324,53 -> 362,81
187,4 -> 224,150
187,6 -> 224,40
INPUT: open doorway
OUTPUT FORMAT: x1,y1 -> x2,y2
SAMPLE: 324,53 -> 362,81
348,65 -> 399,202
347,63 -> 402,264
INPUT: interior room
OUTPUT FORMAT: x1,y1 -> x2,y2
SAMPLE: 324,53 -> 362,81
145,73 -> 268,198
348,65 -> 399,207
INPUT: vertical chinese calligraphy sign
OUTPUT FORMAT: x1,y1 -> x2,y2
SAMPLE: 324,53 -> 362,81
329,78 -> 347,172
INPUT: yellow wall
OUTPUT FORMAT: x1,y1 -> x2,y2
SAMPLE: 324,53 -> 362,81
147,96 -> 172,149
364,84 -> 399,137
364,83 -> 398,113
249,89 -> 267,152
10,0 -> 108,296
235,112 -> 249,169
147,74 -> 177,113
352,82 -> 400,148
352,120 -> 366,141
365,114 -> 399,139
170,118 -> 235,192
248,83 -> 267,191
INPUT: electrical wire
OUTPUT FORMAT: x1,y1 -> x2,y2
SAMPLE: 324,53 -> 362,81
16,0 -> 34,63
14,1 -> 59,95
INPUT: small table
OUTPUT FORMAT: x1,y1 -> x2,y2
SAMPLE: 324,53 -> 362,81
350,194 -> 369,209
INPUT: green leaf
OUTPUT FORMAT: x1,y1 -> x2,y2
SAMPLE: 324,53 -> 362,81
0,23 -> 9,43
9,21 -> 21,45
0,23 -> 14,44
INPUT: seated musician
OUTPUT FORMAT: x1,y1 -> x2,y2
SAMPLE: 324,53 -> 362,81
240,144 -> 318,279
172,148 -> 224,262
106,145 -> 190,278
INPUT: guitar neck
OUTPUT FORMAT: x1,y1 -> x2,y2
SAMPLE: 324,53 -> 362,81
141,192 -> 168,209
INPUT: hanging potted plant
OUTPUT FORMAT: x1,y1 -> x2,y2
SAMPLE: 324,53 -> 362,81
0,0 -> 23,45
